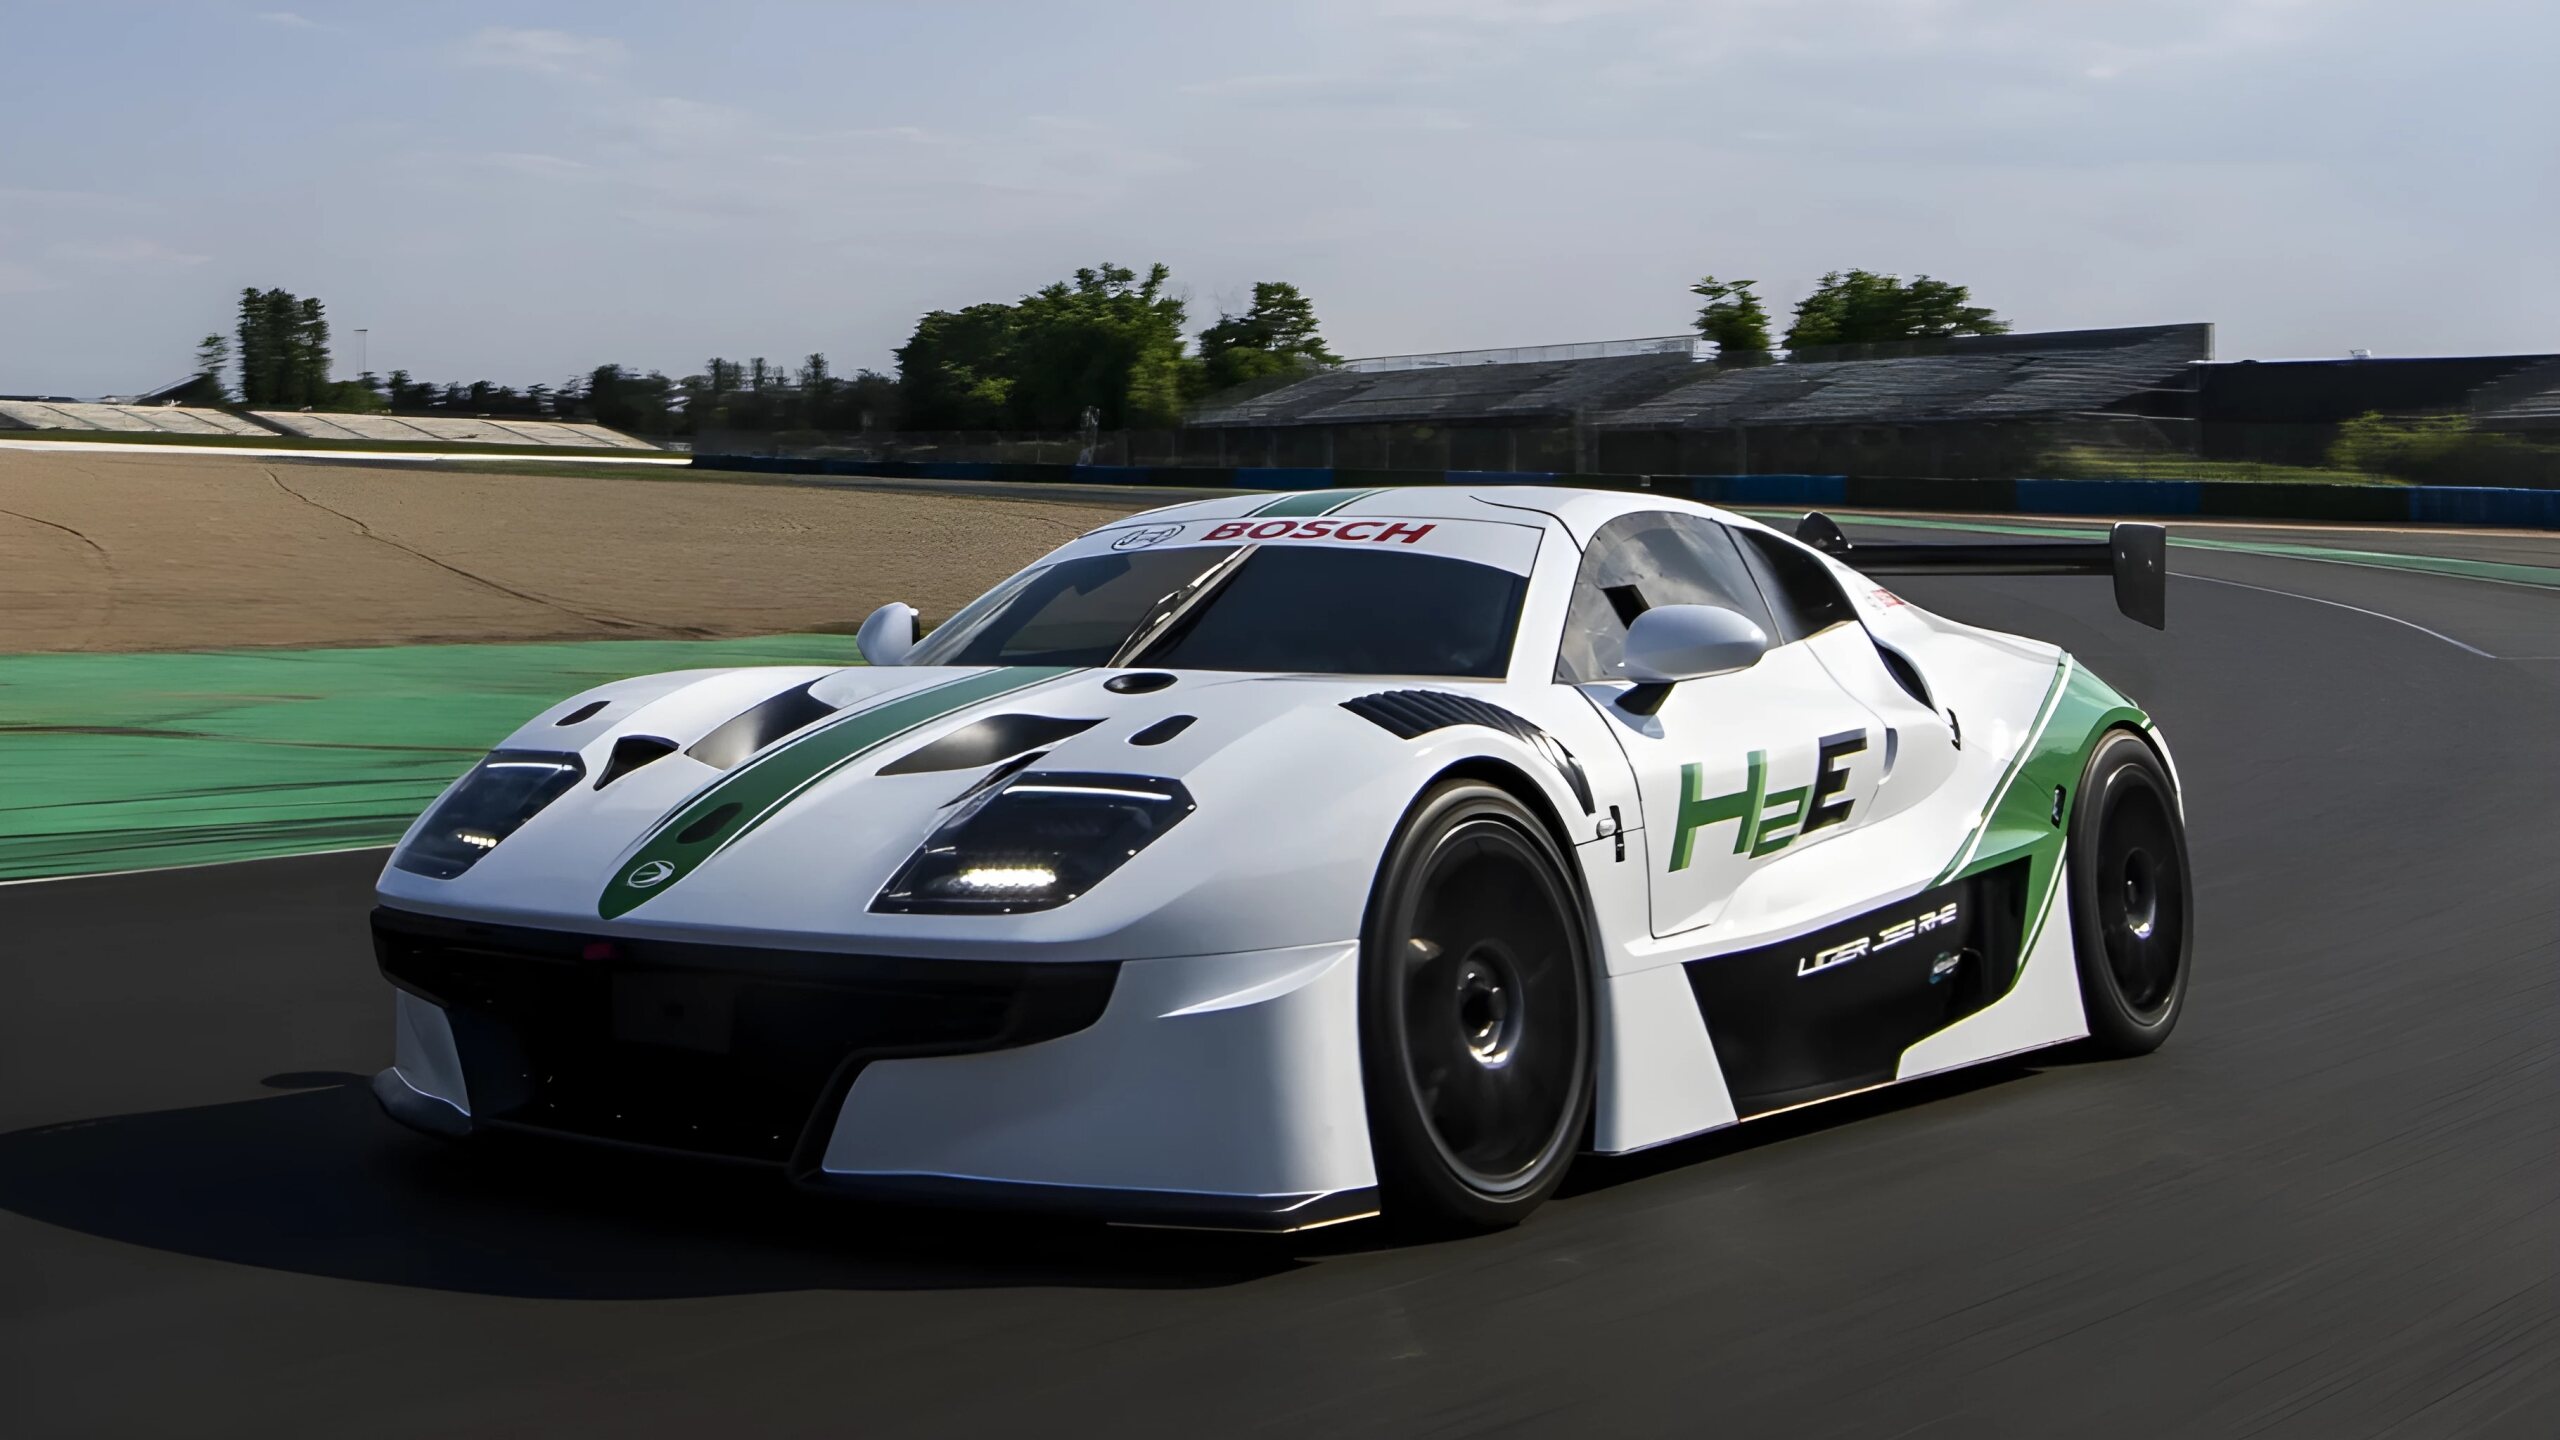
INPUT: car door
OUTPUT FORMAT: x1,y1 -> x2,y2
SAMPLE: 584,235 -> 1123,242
1730,526 -> 1961,835
1559,511 -> 1885,940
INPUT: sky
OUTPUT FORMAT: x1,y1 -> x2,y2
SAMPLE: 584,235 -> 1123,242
2,0 -> 2554,396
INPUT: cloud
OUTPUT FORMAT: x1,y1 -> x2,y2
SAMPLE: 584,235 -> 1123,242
460,27 -> 626,82
255,11 -> 322,29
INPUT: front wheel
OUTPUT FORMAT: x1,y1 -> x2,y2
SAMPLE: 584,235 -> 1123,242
2067,730 -> 2193,1056
1359,780 -> 1594,1231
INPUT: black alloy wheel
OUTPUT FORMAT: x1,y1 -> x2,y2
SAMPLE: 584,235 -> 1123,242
2067,730 -> 2193,1055
1360,780 -> 1594,1230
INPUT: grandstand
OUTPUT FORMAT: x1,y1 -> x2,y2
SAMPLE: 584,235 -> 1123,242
1183,324 -> 2211,475
1,399 -> 656,450
1189,343 -> 1701,429
0,400 -> 273,437
1600,325 -> 2210,428
250,412 -> 658,449
2462,357 -> 2560,430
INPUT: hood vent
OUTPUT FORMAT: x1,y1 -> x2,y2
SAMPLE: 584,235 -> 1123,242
876,714 -> 1100,776
688,682 -> 839,771
1128,715 -> 1195,746
1342,690 -> 1595,815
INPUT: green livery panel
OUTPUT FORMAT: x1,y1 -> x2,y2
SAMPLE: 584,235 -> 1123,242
1941,657 -> 2152,968
1247,488 -> 1379,517
598,667 -> 1074,918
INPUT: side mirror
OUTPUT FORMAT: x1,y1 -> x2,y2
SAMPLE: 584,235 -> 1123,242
856,602 -> 919,666
1622,604 -> 1767,684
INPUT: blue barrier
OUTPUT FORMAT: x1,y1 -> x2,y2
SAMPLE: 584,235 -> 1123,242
1228,467 -> 1340,491
1690,475 -> 1852,507
2407,485 -> 2560,528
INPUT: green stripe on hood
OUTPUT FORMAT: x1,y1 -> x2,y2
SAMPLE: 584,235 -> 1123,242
1250,488 -> 1379,517
599,666 -> 1074,917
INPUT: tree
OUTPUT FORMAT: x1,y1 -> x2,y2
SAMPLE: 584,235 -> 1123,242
896,302 -> 1023,430
1782,270 -> 2008,351
320,375 -> 387,413
584,364 -> 679,436
896,262 -> 1198,430
840,368 -> 902,432
1198,281 -> 1339,392
1688,276 -> 1771,357
234,288 -> 335,406
173,333 -> 232,406
1009,262 -> 1196,429
236,288 -> 282,406
291,295 -> 330,405
797,352 -> 834,409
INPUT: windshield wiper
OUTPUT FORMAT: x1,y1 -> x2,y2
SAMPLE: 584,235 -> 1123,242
1108,545 -> 1257,668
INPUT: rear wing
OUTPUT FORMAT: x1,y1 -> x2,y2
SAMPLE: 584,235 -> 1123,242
1793,512 -> 2167,630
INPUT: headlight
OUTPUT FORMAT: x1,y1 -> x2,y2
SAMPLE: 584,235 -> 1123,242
392,750 -> 585,879
873,772 -> 1194,914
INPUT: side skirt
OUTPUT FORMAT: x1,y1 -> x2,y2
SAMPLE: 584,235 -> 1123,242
1683,859 -> 2033,1119
1589,860 -> 2085,1154
798,1173 -> 1382,1234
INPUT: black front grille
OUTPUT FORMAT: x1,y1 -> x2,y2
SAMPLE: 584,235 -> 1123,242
373,908 -> 1118,1166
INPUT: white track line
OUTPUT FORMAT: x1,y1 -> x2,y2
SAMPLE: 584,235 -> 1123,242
0,844 -> 395,888
2179,572 -> 2498,658
0,439 -> 687,465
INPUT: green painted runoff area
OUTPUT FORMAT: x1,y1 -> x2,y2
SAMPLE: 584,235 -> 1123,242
0,635 -> 858,882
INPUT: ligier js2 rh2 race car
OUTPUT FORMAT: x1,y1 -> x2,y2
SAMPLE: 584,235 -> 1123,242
371,486 -> 2191,1232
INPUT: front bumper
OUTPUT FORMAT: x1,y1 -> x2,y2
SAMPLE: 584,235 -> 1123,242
371,908 -> 1379,1231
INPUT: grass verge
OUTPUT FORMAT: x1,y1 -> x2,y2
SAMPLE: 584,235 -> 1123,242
0,634 -> 856,882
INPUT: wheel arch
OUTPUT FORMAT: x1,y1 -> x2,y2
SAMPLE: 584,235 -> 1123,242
1413,754 -> 1610,1149
1423,754 -> 1592,885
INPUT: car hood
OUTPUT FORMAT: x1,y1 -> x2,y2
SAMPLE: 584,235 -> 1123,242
374,663 -> 1442,958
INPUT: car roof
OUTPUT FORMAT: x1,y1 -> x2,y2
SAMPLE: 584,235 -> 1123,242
1118,484 -> 1764,545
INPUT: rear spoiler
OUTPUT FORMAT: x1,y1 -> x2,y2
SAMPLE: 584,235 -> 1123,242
1793,512 -> 2167,630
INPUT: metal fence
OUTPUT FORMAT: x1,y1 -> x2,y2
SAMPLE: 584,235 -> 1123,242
698,413 -> 2223,482
698,412 -> 2560,487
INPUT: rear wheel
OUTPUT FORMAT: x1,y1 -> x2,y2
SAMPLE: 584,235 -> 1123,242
1359,780 -> 1593,1231
2068,730 -> 2192,1056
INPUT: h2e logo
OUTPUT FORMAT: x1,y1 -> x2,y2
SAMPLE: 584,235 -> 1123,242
1668,730 -> 1869,871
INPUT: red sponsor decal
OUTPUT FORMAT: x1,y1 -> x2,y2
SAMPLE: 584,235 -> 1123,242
1201,519 -> 1437,545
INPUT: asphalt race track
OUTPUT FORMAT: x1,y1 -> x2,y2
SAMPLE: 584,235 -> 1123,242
6,516 -> 2557,1438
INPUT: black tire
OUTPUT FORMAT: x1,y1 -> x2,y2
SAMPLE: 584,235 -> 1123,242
1358,780 -> 1594,1231
2067,730 -> 2193,1056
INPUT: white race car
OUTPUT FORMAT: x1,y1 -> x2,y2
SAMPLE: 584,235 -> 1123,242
372,486 -> 2190,1232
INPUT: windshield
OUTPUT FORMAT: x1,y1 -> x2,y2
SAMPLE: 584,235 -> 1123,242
906,543 -> 1526,677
